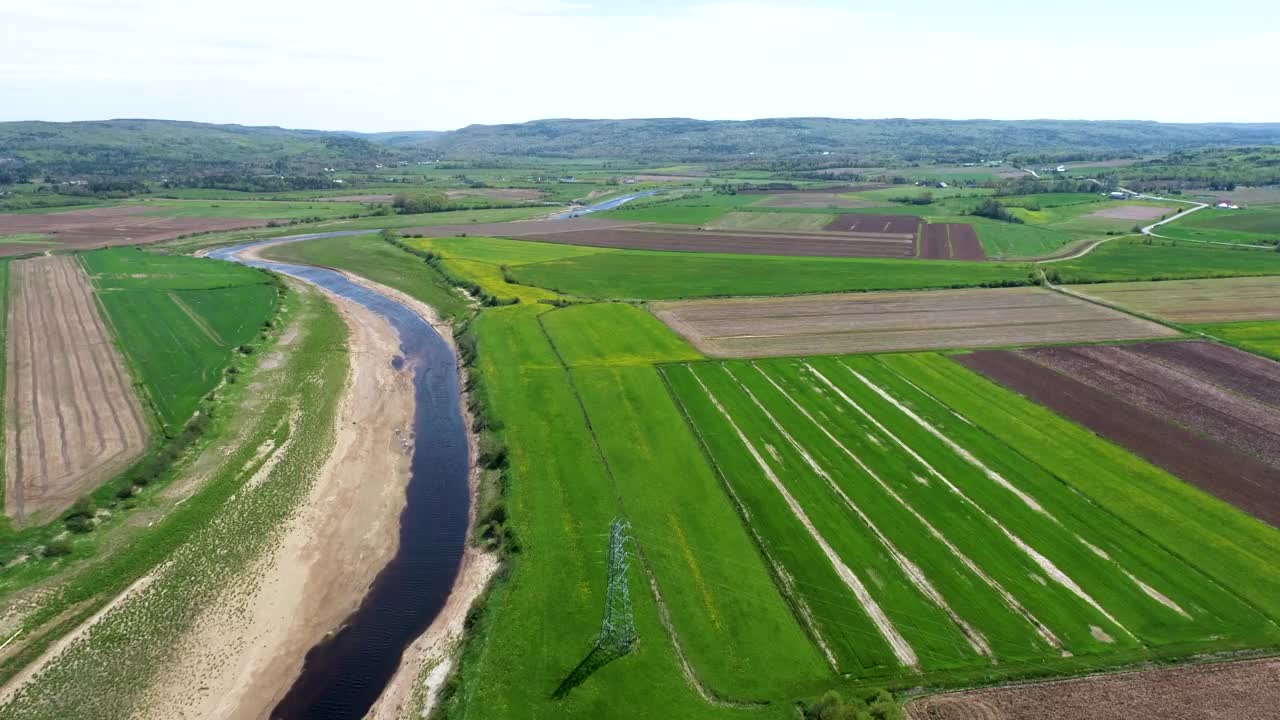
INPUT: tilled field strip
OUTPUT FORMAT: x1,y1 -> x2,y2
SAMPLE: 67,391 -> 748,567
4,255 -> 148,521
958,343 -> 1280,528
1072,276 -> 1280,323
0,207 -> 267,256
667,353 -> 1271,674
653,287 -> 1179,357
906,657 -> 1280,720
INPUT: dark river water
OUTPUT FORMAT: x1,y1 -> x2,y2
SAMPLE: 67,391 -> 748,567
210,235 -> 470,720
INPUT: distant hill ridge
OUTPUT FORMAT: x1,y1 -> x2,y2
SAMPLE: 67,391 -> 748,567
3,117 -> 1280,174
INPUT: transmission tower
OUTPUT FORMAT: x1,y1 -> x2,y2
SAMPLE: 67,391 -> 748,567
596,518 -> 637,655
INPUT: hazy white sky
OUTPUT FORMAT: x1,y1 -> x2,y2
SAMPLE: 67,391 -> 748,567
2,0 -> 1276,132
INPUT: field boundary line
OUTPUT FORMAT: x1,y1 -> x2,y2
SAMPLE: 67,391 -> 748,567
533,313 -> 765,707
750,362 -> 1064,653
872,356 -> 1280,628
723,364 -> 994,661
166,290 -> 225,346
688,365 -> 919,670
657,365 -> 841,672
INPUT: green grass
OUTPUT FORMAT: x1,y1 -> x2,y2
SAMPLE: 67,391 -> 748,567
664,352 -> 1280,686
406,235 -> 608,266
444,304 -> 792,719
1053,238 -> 1280,283
540,303 -> 701,366
0,233 -> 57,245
879,353 -> 1280,626
708,212 -> 835,231
1190,321 -> 1280,360
82,248 -> 279,432
260,233 -> 470,322
1158,206 -> 1280,246
513,250 -> 1031,300
598,193 -> 758,225
573,364 -> 827,697
0,285 -> 349,717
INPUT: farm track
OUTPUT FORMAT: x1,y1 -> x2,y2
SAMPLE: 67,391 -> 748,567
956,346 -> 1280,528
4,255 -> 147,521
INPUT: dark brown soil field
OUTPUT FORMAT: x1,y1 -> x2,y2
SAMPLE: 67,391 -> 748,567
654,287 -> 1177,357
527,227 -> 914,258
0,207 -> 268,256
956,343 -> 1280,528
825,213 -> 923,234
919,223 -> 986,260
907,657 -> 1280,720
5,255 -> 149,523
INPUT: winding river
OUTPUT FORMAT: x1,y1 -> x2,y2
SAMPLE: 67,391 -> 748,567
210,235 -> 470,720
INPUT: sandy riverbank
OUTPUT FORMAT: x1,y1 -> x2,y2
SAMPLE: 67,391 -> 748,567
138,288 -> 416,719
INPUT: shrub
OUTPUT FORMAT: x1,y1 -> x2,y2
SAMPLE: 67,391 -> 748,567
43,539 -> 73,557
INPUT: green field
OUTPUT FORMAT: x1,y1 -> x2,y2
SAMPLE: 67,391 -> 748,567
1158,205 -> 1280,246
443,304 -> 804,718
0,233 -> 57,245
598,193 -> 758,225
82,248 -> 280,431
664,353 -> 1280,682
1052,238 -> 1280,283
1191,320 -> 1280,360
260,234 -> 471,321
539,303 -> 701,366
513,249 -> 1031,299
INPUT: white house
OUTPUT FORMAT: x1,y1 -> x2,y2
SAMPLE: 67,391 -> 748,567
1216,200 -> 1240,209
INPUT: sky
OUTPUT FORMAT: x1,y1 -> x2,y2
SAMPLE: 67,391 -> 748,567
2,0 -> 1277,132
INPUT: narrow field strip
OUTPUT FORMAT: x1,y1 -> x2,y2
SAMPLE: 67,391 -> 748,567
722,365 -> 993,661
686,368 -> 920,670
749,363 -> 1064,653
803,361 -> 1134,640
845,363 -> 1195,623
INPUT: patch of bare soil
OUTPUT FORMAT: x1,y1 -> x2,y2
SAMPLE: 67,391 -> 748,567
443,188 -> 543,202
907,657 -> 1280,720
137,296 -> 416,720
0,206 -> 269,256
654,287 -> 1177,358
1087,205 -> 1169,221
4,255 -> 148,522
1073,276 -> 1280,323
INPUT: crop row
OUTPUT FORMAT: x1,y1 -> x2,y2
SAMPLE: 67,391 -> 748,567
664,355 -> 1280,678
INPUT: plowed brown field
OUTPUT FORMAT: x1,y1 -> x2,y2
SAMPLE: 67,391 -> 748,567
956,341 -> 1280,527
1074,276 -> 1280,323
0,206 -> 268,256
4,255 -> 148,522
919,223 -> 986,260
652,287 -> 1177,357
824,213 -> 923,234
907,657 -> 1280,720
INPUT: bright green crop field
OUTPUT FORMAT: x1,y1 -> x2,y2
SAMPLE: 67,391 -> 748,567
1158,205 -> 1280,246
82,248 -> 280,432
539,303 -> 701,366
513,249 -> 1032,299
1190,320 -> 1280,360
663,352 -> 1280,685
1051,237 -> 1280,283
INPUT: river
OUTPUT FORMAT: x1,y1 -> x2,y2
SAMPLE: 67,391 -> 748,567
210,236 -> 470,720
549,189 -> 657,219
